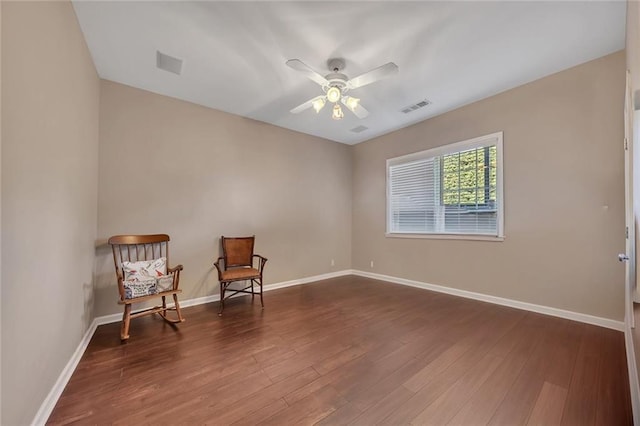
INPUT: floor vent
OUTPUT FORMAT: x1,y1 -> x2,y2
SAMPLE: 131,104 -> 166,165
156,51 -> 183,75
350,125 -> 369,133
401,99 -> 431,114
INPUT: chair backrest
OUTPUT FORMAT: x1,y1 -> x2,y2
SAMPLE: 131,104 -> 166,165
221,235 -> 254,268
108,234 -> 171,278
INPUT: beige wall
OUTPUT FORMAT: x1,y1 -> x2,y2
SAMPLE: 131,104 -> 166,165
352,51 -> 626,321
1,2 -> 99,425
95,81 -> 352,316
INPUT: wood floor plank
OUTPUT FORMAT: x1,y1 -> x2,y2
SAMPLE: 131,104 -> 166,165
283,355 -> 371,406
338,336 -> 450,405
259,384 -> 346,426
187,366 -> 319,424
526,381 -> 568,426
487,320 -> 584,426
312,342 -> 372,375
45,276 -> 631,425
251,343 -> 299,368
349,385 -> 415,425
410,353 -> 503,425
488,311 -> 542,359
381,343 -> 503,424
347,356 -> 426,413
543,318 -> 584,388
447,351 -> 529,425
595,329 -> 633,425
230,399 -> 289,426
314,402 -> 364,426
120,368 -> 274,424
403,342 -> 470,392
560,325 -> 605,426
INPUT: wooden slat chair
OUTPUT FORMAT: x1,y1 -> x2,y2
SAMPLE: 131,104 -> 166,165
214,235 -> 267,316
108,234 -> 185,340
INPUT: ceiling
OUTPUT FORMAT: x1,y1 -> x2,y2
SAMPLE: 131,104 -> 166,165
72,1 -> 626,145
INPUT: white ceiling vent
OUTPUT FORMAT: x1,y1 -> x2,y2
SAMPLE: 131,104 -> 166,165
156,51 -> 183,75
350,125 -> 369,133
400,99 -> 431,114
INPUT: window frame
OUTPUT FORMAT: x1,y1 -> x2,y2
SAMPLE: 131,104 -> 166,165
386,132 -> 504,241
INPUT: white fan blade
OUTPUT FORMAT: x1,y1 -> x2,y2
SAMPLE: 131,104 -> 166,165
290,95 -> 326,114
347,62 -> 398,90
286,59 -> 329,87
342,97 -> 369,119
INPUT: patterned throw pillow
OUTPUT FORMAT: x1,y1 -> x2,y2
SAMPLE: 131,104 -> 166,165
156,275 -> 174,292
121,258 -> 169,298
123,278 -> 157,299
122,257 -> 167,280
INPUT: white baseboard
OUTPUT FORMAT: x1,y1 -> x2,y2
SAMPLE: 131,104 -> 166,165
31,269 -> 352,425
624,322 -> 640,425
93,269 -> 353,326
34,267 -> 623,425
262,270 -> 352,291
352,270 -> 625,331
31,319 -> 99,426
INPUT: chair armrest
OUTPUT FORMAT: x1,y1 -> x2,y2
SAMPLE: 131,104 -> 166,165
167,264 -> 183,290
168,264 -> 183,273
116,274 -> 126,301
253,254 -> 268,273
213,257 -> 224,280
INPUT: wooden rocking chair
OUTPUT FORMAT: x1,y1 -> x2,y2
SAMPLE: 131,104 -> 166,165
108,234 -> 185,340
214,235 -> 267,316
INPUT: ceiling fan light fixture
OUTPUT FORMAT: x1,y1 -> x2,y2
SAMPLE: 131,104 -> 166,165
312,98 -> 326,113
332,104 -> 344,120
345,96 -> 360,111
327,86 -> 341,103
286,58 -> 396,121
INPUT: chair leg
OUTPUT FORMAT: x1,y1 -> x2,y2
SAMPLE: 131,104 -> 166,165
218,282 -> 226,316
173,293 -> 185,322
162,295 -> 167,317
121,304 -> 132,341
259,278 -> 264,309
251,280 -> 255,301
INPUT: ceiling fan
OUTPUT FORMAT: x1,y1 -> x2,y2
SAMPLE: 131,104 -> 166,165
286,58 -> 398,120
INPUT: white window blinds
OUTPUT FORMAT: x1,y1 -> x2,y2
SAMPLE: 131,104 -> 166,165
387,132 -> 504,238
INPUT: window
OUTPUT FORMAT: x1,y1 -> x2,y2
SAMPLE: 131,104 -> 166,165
386,132 -> 504,239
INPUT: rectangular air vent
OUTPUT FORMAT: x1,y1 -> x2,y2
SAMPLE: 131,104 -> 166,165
350,125 -> 369,133
156,51 -> 183,75
401,99 -> 431,114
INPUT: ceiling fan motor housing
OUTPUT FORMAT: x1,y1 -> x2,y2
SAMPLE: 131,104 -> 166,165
322,78 -> 349,93
327,58 -> 345,72
324,58 -> 348,94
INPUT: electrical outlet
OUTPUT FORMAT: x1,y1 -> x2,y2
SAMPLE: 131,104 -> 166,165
331,259 -> 335,266
370,260 -> 374,268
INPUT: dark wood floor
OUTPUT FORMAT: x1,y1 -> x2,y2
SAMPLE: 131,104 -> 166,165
48,276 -> 631,425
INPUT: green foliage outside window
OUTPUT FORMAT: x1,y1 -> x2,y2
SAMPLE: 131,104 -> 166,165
441,146 -> 497,206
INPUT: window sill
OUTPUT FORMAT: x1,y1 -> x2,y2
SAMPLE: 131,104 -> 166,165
385,232 -> 505,242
